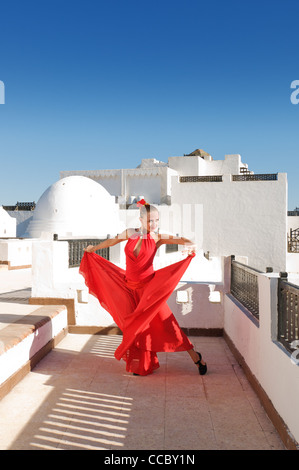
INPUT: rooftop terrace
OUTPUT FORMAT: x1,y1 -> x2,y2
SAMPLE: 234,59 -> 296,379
0,267 -> 295,451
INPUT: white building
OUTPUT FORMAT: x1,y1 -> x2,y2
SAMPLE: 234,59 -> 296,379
61,157 -> 175,206
26,175 -> 123,239
1,150 -> 299,448
60,149 -> 251,207
0,206 -> 16,238
61,150 -> 289,273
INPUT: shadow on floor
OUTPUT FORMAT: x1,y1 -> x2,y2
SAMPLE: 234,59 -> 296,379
0,334 -> 286,451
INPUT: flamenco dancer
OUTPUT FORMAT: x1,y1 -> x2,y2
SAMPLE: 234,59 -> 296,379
80,199 -> 207,376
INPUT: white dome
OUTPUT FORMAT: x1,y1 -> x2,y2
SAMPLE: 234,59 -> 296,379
27,176 -> 122,238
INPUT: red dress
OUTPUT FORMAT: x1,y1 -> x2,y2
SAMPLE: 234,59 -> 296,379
79,232 -> 195,375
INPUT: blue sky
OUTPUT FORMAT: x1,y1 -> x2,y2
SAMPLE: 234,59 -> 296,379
0,0 -> 299,209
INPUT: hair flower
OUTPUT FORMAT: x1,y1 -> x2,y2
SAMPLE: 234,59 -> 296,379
136,198 -> 147,207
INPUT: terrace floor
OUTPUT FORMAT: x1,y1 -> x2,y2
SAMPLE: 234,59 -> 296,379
0,267 -> 286,450
0,332 -> 285,450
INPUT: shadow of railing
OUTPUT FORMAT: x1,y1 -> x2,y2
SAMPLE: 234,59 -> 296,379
9,334 -> 133,450
29,388 -> 132,450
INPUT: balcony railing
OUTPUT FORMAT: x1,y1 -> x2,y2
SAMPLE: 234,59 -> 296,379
287,208 -> 299,216
288,228 -> 299,253
232,174 -> 278,181
230,257 -> 261,319
278,277 -> 299,353
3,201 -> 36,211
61,239 -> 110,267
179,176 -> 222,182
179,174 -> 278,183
230,257 -> 299,354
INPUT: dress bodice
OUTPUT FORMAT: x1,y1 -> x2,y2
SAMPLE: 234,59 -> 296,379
125,232 -> 157,282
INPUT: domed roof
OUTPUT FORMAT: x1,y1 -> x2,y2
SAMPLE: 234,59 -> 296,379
27,176 -> 122,238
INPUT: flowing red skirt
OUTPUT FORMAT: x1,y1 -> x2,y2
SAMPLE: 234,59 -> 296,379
79,252 -> 195,375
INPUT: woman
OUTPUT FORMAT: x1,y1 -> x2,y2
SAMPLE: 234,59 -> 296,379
80,200 -> 207,376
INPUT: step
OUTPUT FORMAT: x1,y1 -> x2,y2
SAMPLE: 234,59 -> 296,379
0,302 -> 68,400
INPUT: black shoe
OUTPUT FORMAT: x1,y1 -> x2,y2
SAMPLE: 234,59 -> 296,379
195,352 -> 207,375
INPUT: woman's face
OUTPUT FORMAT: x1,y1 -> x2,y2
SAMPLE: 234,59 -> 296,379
140,209 -> 159,233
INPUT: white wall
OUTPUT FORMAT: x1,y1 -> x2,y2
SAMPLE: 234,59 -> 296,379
119,205 -> 203,248
168,155 -> 203,176
7,211 -> 33,237
60,167 -> 175,205
127,175 -> 161,205
30,238 -> 225,329
60,170 -> 122,196
168,154 -> 243,176
31,239 -> 129,326
224,271 -> 299,445
0,207 -> 16,237
95,176 -> 122,198
0,239 -> 33,268
171,173 -> 288,272
287,215 -> 299,232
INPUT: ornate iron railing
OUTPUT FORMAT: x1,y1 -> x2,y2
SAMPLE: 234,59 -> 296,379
3,201 -> 36,211
288,208 -> 299,216
230,257 -> 261,319
288,228 -> 299,253
232,174 -> 278,181
179,174 -> 278,183
179,175 -> 222,182
63,239 -> 109,267
278,277 -> 299,353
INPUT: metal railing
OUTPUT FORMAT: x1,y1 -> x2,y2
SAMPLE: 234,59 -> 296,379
62,239 -> 109,267
232,174 -> 278,181
278,276 -> 299,353
3,201 -> 36,211
179,174 -> 278,183
230,257 -> 261,319
230,256 -> 299,354
288,228 -> 299,253
288,208 -> 299,216
179,175 -> 222,182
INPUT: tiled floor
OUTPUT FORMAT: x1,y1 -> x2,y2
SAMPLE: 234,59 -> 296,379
0,333 -> 285,450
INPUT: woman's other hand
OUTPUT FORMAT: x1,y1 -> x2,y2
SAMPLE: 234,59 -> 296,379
84,245 -> 95,253
182,244 -> 197,255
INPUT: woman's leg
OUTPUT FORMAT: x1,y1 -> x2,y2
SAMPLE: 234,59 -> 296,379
187,349 -> 207,375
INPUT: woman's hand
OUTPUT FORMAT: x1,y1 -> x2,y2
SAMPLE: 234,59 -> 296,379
182,243 -> 197,255
84,245 -> 95,253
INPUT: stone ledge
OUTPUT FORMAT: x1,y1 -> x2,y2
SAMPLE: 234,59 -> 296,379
0,261 -> 32,270
0,304 -> 68,400
29,297 -> 75,325
0,305 -> 66,355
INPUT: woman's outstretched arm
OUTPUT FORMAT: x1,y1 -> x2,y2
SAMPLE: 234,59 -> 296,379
156,233 -> 197,252
84,229 -> 133,253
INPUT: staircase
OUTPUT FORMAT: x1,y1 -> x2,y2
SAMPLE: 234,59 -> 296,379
0,290 -> 68,400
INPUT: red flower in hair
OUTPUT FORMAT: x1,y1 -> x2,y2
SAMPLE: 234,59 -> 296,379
137,198 -> 147,207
